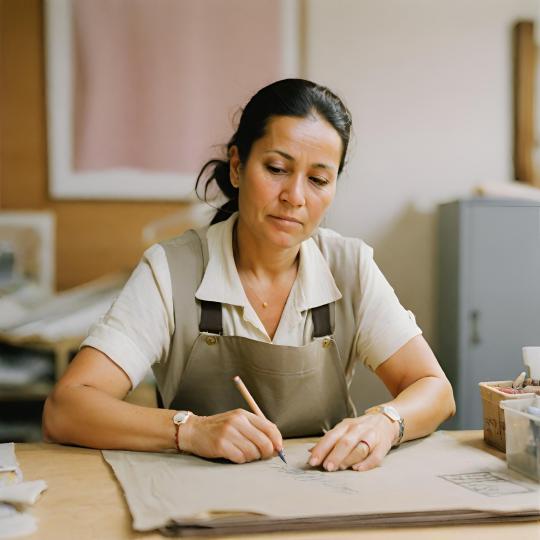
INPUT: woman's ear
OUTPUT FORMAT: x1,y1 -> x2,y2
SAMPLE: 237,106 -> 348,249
229,146 -> 241,188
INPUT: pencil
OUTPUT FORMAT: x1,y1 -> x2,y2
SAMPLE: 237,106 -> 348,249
232,375 -> 287,464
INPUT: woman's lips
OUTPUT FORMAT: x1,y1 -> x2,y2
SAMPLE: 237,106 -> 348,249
270,215 -> 302,225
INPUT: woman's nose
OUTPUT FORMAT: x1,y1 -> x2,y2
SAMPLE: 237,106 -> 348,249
280,174 -> 306,207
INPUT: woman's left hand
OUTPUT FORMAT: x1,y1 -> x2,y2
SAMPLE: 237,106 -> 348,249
307,413 -> 398,472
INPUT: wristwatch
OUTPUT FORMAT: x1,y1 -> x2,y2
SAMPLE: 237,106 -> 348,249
172,410 -> 192,452
365,405 -> 404,447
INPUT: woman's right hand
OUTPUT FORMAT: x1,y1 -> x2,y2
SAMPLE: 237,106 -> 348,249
179,409 -> 283,464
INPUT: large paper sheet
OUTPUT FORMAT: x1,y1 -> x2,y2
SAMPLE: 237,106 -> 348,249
103,432 -> 540,534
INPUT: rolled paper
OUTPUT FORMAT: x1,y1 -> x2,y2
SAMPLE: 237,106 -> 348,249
512,371 -> 527,389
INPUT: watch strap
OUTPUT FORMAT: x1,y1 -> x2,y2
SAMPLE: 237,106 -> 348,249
174,423 -> 182,453
394,416 -> 405,447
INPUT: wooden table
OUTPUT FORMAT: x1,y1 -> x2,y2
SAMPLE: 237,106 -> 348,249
15,432 -> 540,540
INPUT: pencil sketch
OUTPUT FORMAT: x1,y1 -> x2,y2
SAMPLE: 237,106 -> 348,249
269,461 -> 361,496
439,472 -> 533,497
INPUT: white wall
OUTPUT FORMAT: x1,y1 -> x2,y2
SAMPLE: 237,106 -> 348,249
307,0 -> 538,349
304,0 -> 537,410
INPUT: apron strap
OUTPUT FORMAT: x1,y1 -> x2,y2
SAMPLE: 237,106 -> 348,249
199,300 -> 333,337
311,303 -> 332,337
191,228 -> 223,334
199,300 -> 223,334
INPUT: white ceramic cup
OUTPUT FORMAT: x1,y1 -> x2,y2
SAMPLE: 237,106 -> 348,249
522,346 -> 540,379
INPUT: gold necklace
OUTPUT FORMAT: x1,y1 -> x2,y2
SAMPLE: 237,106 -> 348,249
242,278 -> 269,309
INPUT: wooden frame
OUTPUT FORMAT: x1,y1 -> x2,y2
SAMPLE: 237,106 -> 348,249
44,0 -> 301,201
514,21 -> 540,186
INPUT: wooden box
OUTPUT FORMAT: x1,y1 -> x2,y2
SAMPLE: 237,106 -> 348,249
478,381 -> 535,452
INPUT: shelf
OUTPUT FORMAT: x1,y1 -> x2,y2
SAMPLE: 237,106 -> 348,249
0,382 -> 53,401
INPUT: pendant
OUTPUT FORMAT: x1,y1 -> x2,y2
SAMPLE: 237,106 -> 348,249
262,302 -> 268,308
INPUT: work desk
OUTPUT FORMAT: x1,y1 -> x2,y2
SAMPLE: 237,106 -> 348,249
16,431 -> 540,540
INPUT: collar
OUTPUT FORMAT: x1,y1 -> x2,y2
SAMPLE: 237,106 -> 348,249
195,213 -> 342,327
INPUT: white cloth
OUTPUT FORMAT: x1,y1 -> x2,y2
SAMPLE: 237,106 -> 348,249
81,214 -> 421,388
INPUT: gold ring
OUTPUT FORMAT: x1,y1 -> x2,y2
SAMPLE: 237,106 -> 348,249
358,439 -> 371,454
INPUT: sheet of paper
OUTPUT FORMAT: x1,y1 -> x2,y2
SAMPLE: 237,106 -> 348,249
0,504 -> 37,539
0,443 -> 18,475
0,443 -> 46,538
103,432 -> 540,533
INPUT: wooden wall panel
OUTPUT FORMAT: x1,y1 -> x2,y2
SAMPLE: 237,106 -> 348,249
514,21 -> 538,185
0,0 -> 48,208
0,0 -> 192,291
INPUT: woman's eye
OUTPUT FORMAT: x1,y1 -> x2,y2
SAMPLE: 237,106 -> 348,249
267,165 -> 286,174
310,176 -> 329,186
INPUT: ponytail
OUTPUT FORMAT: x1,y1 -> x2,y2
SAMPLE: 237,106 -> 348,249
195,151 -> 239,225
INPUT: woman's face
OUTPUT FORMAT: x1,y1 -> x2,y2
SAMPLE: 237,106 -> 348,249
231,114 -> 343,250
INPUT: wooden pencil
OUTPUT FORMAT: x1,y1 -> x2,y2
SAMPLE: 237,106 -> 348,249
233,375 -> 287,464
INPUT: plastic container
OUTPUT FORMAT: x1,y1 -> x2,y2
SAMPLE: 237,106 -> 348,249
500,396 -> 540,482
478,381 -> 535,452
522,346 -> 540,378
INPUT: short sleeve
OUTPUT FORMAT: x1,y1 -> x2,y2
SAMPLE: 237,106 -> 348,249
352,242 -> 422,372
80,244 -> 174,389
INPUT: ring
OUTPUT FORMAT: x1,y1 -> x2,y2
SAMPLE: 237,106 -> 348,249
358,439 -> 372,454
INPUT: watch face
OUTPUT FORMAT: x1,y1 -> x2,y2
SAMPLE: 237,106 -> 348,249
173,411 -> 190,424
382,406 -> 400,422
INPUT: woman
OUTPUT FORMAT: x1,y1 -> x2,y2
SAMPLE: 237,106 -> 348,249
43,79 -> 455,472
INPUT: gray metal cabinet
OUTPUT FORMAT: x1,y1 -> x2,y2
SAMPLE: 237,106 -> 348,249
437,198 -> 540,429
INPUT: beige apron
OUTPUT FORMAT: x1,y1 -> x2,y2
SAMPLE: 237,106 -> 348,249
157,228 -> 358,438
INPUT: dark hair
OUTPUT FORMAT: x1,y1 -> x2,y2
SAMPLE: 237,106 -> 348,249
195,78 -> 352,224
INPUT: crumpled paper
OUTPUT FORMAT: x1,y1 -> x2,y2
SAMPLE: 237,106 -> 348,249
0,443 -> 47,538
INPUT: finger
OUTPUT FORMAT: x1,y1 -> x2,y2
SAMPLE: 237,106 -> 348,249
217,411 -> 263,462
229,431 -> 262,462
245,412 -> 284,455
338,440 -> 371,470
321,432 -> 364,472
338,434 -> 377,470
308,425 -> 347,467
218,439 -> 251,464
352,444 -> 388,472
236,417 -> 277,459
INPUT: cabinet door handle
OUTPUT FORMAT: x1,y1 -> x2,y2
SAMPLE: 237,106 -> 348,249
470,310 -> 481,345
